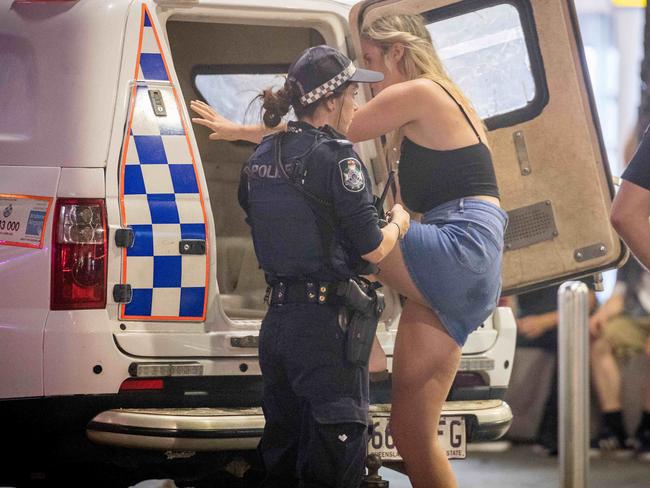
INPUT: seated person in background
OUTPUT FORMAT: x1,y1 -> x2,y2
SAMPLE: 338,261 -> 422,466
515,283 -> 596,456
590,257 -> 650,459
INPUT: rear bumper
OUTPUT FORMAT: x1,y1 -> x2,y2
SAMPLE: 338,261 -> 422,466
86,400 -> 512,452
445,399 -> 513,442
87,407 -> 264,451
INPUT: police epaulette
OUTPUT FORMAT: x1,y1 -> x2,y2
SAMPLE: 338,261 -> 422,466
321,138 -> 353,148
254,132 -> 278,150
335,138 -> 354,146
260,132 -> 276,143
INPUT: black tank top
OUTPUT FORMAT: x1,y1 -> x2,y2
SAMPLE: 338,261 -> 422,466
398,82 -> 500,214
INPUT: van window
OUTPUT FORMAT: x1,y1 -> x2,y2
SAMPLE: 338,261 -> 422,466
424,0 -> 546,129
195,68 -> 292,125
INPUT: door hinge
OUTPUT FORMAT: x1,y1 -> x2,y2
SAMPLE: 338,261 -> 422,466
513,130 -> 532,176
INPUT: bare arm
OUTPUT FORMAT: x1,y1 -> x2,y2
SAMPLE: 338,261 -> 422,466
190,100 -> 284,143
190,79 -> 426,144
517,311 -> 558,339
589,288 -> 624,338
610,180 -> 650,270
346,80 -> 425,143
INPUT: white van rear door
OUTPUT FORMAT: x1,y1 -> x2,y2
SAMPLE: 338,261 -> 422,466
116,4 -> 210,322
107,2 -> 218,359
350,0 -> 625,294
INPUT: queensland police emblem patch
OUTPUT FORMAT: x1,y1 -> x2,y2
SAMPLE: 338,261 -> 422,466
338,158 -> 365,192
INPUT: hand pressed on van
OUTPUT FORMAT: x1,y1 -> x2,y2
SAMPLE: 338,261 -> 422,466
190,100 -> 278,142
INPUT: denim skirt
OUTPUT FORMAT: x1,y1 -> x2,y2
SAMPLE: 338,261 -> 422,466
400,197 -> 508,346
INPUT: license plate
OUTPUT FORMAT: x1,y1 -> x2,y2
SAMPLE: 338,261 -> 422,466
368,415 -> 466,460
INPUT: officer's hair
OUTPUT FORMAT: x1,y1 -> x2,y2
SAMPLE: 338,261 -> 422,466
259,80 -> 349,128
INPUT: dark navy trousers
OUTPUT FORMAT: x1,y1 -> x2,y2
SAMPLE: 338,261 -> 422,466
258,303 -> 369,488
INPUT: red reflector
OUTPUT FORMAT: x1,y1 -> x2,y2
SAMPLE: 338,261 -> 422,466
119,379 -> 164,391
51,198 -> 107,310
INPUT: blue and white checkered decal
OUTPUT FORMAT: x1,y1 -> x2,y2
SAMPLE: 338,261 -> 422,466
118,5 -> 208,321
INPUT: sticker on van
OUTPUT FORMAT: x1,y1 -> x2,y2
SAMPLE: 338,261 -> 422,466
0,194 -> 53,249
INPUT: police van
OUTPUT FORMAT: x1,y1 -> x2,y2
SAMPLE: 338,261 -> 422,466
0,0 -> 624,479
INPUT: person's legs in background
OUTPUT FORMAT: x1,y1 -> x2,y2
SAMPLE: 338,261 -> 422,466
590,314 -> 649,454
633,335 -> 650,460
535,352 -> 559,455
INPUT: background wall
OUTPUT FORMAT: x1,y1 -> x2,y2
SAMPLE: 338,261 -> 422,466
575,0 -> 645,299
575,0 -> 645,175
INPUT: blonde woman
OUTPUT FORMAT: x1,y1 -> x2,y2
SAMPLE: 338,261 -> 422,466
191,14 -> 506,488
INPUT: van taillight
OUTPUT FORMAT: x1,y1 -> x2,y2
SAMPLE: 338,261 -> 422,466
51,198 -> 107,310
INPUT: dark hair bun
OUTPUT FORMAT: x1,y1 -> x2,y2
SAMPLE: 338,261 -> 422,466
261,84 -> 292,128
263,109 -> 283,128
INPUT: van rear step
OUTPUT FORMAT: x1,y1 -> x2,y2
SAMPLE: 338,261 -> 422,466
86,400 -> 512,453
87,407 -> 264,451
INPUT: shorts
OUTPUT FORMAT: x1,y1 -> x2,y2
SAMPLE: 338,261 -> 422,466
602,314 -> 650,358
401,197 -> 508,346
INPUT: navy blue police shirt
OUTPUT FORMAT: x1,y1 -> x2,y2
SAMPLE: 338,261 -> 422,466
623,125 -> 650,190
238,121 -> 383,283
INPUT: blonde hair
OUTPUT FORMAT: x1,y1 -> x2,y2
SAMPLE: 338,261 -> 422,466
362,14 -> 484,162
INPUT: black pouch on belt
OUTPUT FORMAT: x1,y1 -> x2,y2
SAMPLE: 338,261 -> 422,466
338,279 -> 385,366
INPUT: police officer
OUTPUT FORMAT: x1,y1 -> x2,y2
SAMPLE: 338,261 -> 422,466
238,46 -> 410,487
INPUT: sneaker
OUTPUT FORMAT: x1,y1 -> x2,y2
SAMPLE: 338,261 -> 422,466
634,428 -> 650,462
590,428 -> 635,459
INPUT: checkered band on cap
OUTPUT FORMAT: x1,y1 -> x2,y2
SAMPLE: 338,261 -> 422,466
299,62 -> 357,106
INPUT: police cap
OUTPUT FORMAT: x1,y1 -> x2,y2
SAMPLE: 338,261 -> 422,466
288,45 -> 383,106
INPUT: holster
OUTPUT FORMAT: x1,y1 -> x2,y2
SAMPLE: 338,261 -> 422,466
337,279 -> 385,367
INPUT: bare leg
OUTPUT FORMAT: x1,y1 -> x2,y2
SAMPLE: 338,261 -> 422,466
391,300 -> 460,488
591,336 -> 622,412
376,241 -> 429,306
375,243 -> 460,487
366,242 -> 429,376
369,335 -> 387,373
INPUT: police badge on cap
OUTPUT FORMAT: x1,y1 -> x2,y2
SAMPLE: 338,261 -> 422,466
338,158 -> 366,192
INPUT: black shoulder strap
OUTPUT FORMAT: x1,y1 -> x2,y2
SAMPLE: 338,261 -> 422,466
274,132 -> 333,210
275,132 -> 378,278
274,133 -> 337,272
431,79 -> 481,143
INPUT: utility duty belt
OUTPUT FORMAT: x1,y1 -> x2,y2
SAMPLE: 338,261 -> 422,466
265,278 -> 385,367
264,281 -> 343,307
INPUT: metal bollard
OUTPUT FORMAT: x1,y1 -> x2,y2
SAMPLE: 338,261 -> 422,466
361,454 -> 389,487
558,281 -> 590,488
